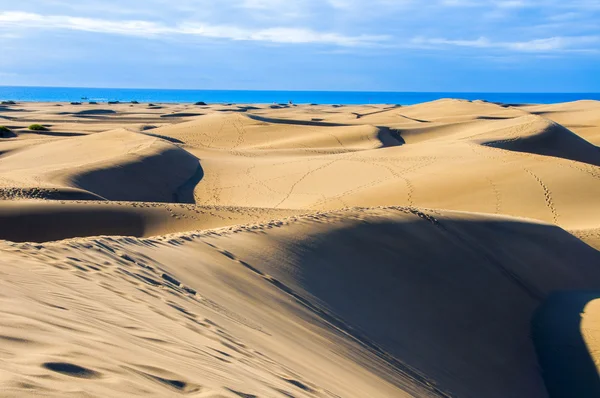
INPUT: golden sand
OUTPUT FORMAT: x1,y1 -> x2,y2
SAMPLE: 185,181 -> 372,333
1,99 -> 599,397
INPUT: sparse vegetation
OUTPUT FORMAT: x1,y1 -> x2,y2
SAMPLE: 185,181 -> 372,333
1,100 -> 16,105
131,100 -> 139,104
89,101 -> 98,105
70,102 -> 82,105
108,101 -> 120,105
28,124 -> 49,131
0,125 -> 16,138
194,101 -> 207,106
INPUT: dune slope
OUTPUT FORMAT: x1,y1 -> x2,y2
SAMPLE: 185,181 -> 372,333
2,208 -> 600,398
0,129 -> 200,203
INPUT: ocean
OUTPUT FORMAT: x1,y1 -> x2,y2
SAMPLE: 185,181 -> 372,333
1,86 -> 599,105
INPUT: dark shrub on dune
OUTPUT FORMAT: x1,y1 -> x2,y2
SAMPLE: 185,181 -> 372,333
1,100 -> 16,105
89,101 -> 98,105
28,124 -> 49,131
108,101 -> 120,105
0,126 -> 14,137
131,100 -> 139,104
194,101 -> 207,106
70,102 -> 82,105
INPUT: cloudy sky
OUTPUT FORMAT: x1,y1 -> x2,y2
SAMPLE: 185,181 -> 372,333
0,0 -> 599,91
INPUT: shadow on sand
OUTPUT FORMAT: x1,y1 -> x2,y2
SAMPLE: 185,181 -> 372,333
376,126 -> 405,147
532,291 -> 600,398
174,163 -> 204,204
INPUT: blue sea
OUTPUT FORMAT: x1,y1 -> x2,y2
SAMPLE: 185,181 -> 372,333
1,86 -> 599,105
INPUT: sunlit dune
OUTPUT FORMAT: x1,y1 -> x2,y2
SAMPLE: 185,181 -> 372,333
1,99 -> 600,397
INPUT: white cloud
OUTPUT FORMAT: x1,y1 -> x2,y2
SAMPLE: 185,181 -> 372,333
239,0 -> 298,9
506,36 -> 599,51
0,11 -> 387,46
412,35 -> 600,52
1,1 -> 598,54
438,0 -> 600,9
494,1 -> 528,8
413,36 -> 492,48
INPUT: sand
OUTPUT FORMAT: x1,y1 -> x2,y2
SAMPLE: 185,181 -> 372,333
1,99 -> 600,397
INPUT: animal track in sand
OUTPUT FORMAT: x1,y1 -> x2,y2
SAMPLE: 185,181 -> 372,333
273,156 -> 350,208
472,142 -> 566,222
524,167 -> 559,224
486,177 -> 502,214
310,158 -> 436,209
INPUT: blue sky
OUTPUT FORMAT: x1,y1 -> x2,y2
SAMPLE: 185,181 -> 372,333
0,0 -> 599,91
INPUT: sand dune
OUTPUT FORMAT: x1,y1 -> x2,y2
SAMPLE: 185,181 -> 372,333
151,112 -> 402,151
519,100 -> 600,145
476,115 -> 600,166
2,208 -> 600,397
0,200 -> 303,242
0,129 -> 200,202
1,99 -> 600,397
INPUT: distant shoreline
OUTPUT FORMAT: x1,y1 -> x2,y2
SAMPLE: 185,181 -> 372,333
1,87 -> 599,105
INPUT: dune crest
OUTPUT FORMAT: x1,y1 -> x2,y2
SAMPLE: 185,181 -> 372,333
476,115 -> 600,166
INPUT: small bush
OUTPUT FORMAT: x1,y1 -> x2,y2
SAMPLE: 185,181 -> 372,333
70,102 -> 82,105
194,101 -> 207,106
28,124 -> 48,131
131,100 -> 139,104
0,126 -> 15,138
1,100 -> 16,105
89,101 -> 98,105
107,101 -> 120,105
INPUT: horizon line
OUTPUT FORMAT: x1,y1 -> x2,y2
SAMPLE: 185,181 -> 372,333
1,85 -> 599,95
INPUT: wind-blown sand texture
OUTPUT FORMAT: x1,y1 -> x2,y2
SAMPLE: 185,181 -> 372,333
1,99 -> 600,397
